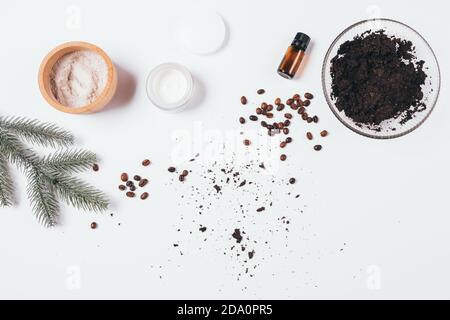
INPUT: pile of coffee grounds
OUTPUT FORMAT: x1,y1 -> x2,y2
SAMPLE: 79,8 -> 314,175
330,30 -> 427,125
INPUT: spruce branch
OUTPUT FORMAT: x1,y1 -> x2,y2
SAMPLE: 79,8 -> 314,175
0,128 -> 38,170
43,173 -> 109,213
0,154 -> 13,207
0,116 -> 74,148
40,150 -> 97,174
26,169 -> 59,227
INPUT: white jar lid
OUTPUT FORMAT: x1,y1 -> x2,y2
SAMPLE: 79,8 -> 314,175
173,9 -> 227,55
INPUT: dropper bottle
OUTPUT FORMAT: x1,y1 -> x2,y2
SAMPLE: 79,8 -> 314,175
277,33 -> 311,79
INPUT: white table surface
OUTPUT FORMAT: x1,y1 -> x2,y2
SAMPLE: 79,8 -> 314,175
0,0 -> 449,299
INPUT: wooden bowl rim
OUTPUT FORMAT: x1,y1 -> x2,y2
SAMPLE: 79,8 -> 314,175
38,41 -> 116,114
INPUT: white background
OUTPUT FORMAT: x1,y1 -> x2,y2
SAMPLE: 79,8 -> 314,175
0,0 -> 449,299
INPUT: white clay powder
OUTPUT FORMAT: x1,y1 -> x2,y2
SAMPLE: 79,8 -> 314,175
50,50 -> 108,107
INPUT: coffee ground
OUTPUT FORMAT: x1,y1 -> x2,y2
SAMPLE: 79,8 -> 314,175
330,30 -> 427,125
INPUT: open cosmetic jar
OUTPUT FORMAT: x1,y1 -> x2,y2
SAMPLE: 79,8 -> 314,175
146,63 -> 194,112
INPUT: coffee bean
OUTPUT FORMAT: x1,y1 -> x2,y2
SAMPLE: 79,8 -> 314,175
140,192 -> 149,200
257,89 -> 265,95
139,179 -> 149,187
90,222 -> 97,229
267,124 -> 274,130
313,116 -> 319,123
92,163 -> 99,172
168,166 -> 176,173
240,96 -> 247,105
275,98 -> 281,105
284,119 -> 291,127
126,191 -> 135,198
261,102 -> 268,110
142,159 -> 151,166
314,145 -> 322,151
267,104 -> 273,111
256,108 -> 262,115
297,100 -> 304,107
134,175 -> 141,181
129,185 -> 136,192
256,207 -> 266,212
286,99 -> 294,106
286,137 -> 293,143
119,185 -> 126,191
126,181 -> 133,187
239,117 -> 246,124
120,173 -> 129,182
293,94 -> 300,100
301,113 -> 308,120
280,154 -> 287,161
320,130 -> 328,137
289,177 -> 296,184
303,100 -> 311,107
276,104 -> 285,111
243,139 -> 251,146
283,128 -> 289,134
266,113 -> 274,118
307,132 -> 313,140
179,175 -> 185,182
298,107 -> 306,114
280,141 -> 287,148
307,117 -> 313,123
284,113 -> 292,119
182,170 -> 189,176
278,122 -> 285,129
290,103 -> 299,110
305,93 -> 314,100
261,121 -> 267,127
249,115 -> 258,121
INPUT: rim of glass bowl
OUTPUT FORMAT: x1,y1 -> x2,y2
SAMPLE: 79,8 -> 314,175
146,62 -> 194,112
321,18 -> 441,140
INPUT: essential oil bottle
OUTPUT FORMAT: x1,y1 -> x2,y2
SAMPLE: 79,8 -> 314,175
277,32 -> 311,79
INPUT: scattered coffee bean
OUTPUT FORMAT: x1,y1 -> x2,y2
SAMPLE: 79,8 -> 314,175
305,92 -> 314,100
129,185 -> 136,192
293,93 -> 300,100
134,175 -> 141,181
298,107 -> 305,114
303,100 -> 311,107
256,108 -> 262,115
92,163 -> 99,172
261,102 -> 268,110
307,132 -> 313,140
313,115 -> 319,123
249,115 -> 258,121
239,117 -> 246,124
256,207 -> 266,212
286,137 -> 293,143
289,177 -> 296,184
240,96 -> 247,105
118,185 -> 126,191
266,104 -> 273,112
284,113 -> 292,119
283,128 -> 289,134
139,179 -> 149,187
302,113 -> 308,120
286,99 -> 294,105
140,192 -> 149,200
278,122 -> 285,129
284,119 -> 290,127
120,173 -> 129,182
276,104 -> 285,111
290,104 -> 299,110
266,113 -> 274,118
126,181 -> 133,187
90,222 -> 97,229
314,145 -> 322,151
126,191 -> 135,198
307,117 -> 313,123
142,159 -> 151,166
280,154 -> 287,161
261,121 -> 267,127
320,130 -> 328,137
243,139 -> 251,146
275,97 -> 281,105
179,175 -> 185,182
168,166 -> 176,173
182,170 -> 189,176
280,141 -> 287,148
257,89 -> 265,95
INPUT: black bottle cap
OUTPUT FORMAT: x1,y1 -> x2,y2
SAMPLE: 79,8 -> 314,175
291,32 -> 310,51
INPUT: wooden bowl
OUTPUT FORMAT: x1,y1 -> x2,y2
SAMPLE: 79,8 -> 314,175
38,41 -> 117,114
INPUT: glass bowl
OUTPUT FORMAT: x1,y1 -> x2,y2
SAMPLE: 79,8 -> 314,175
322,18 -> 441,139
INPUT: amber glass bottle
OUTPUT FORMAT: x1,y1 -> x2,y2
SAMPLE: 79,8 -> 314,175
277,33 -> 310,79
